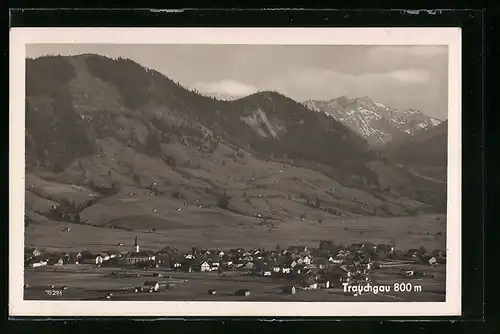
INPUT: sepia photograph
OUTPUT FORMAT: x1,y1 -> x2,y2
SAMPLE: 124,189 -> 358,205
10,28 -> 462,317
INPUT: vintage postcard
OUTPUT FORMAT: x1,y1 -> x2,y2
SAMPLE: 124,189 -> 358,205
9,27 -> 461,317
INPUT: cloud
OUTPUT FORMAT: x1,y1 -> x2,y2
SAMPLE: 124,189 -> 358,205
388,69 -> 431,83
367,46 -> 448,63
262,66 -> 431,101
193,79 -> 257,96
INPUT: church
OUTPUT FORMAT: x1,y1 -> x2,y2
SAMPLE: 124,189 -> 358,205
121,236 -> 156,265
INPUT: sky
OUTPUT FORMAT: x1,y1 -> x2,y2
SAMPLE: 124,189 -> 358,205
26,44 -> 449,119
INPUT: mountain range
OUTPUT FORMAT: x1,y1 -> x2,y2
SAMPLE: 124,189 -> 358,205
200,92 -> 247,101
304,96 -> 442,148
23,54 -> 448,242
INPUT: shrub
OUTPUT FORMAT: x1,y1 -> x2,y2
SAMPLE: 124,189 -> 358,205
217,191 -> 231,210
172,190 -> 184,199
418,246 -> 428,255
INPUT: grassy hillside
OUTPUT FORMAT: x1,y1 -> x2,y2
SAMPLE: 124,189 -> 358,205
383,121 -> 448,167
24,54 -> 448,251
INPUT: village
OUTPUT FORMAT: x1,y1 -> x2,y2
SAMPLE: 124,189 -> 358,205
24,235 -> 446,301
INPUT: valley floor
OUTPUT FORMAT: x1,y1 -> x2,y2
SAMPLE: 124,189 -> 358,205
24,264 -> 445,302
25,213 -> 446,253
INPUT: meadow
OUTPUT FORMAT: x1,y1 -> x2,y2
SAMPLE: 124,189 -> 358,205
25,212 -> 446,253
24,264 -> 445,302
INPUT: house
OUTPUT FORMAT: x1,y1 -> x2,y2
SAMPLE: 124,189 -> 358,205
282,267 -> 291,274
49,258 -> 64,266
208,289 -> 217,295
124,252 -> 156,265
184,254 -> 195,260
297,256 -> 311,265
143,281 -> 160,292
262,270 -> 272,276
99,252 -> 111,261
315,258 -> 329,270
244,262 -> 255,270
156,253 -> 172,267
302,277 -> 318,290
235,289 -> 251,296
325,269 -> 349,288
406,249 -> 420,259
82,254 -> 103,265
350,243 -> 365,252
62,252 -> 81,264
25,248 -> 42,258
282,286 -> 296,295
104,251 -> 119,259
200,261 -> 212,272
180,263 -> 193,272
288,245 -> 308,254
331,255 -> 344,264
428,256 -> 438,266
318,278 -> 330,289
31,259 -> 48,268
272,266 -> 281,273
242,255 -> 253,262
399,269 -> 415,277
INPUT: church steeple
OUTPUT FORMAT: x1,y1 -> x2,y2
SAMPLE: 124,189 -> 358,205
134,236 -> 140,253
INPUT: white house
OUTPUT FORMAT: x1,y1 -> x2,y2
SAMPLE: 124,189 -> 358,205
99,253 -> 110,261
282,267 -> 291,274
32,260 -> 47,268
200,261 -> 211,272
331,256 -> 343,264
143,281 -> 160,292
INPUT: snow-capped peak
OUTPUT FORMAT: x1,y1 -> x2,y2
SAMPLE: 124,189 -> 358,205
201,92 -> 245,101
304,96 -> 442,147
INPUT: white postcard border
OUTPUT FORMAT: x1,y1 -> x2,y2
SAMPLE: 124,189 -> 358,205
9,27 -> 462,317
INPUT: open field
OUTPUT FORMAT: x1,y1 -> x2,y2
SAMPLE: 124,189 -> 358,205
24,264 -> 445,302
25,213 -> 446,253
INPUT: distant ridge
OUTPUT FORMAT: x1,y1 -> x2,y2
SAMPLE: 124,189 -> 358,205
304,96 -> 442,148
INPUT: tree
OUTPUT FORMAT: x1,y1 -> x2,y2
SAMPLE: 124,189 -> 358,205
319,240 -> 334,251
418,246 -> 428,256
217,191 -> 231,210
